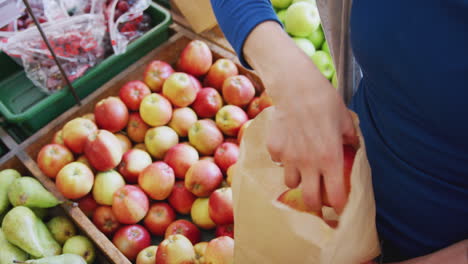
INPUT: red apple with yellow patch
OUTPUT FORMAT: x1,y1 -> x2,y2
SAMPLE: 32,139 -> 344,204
139,93 -> 173,127
204,58 -> 238,91
143,202 -> 176,236
37,143 -> 74,179
247,97 -> 261,119
52,129 -> 65,145
156,234 -> 196,264
209,187 -> 234,225
136,245 -> 158,264
138,161 -> 175,200
215,105 -> 248,137
188,119 -> 224,156
165,219 -> 201,245
164,144 -> 199,179
62,117 -> 98,154
168,181 -> 197,215
94,96 -> 129,132
168,107 -> 198,137
113,225 -> 151,261
214,142 -> 239,174
118,149 -> 152,184
177,40 -> 213,77
56,162 -> 94,199
112,185 -> 149,224
92,206 -> 121,236
204,236 -> 234,264
191,88 -> 223,118
222,75 -> 255,107
215,224 -> 234,239
84,130 -> 123,171
194,242 -> 208,264
191,198 -> 216,230
277,188 -> 321,216
127,112 -> 150,143
82,113 -> 95,123
258,91 -> 274,110
145,126 -> 179,159
115,133 -> 132,154
237,120 -> 252,145
162,72 -> 198,107
185,160 -> 223,197
119,80 -> 151,111
143,60 -> 175,92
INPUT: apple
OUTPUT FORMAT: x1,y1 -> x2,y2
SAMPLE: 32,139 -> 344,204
92,170 -> 125,205
143,202 -> 176,236
200,156 -> 215,162
156,234 -> 196,264
308,25 -> 325,49
115,133 -> 132,154
94,96 -> 129,132
332,72 -> 338,88
162,72 -> 198,107
136,245 -> 158,264
191,198 -> 216,230
56,162 -> 94,199
214,143 -> 239,174
92,206 -> 121,236
215,105 -> 248,137
188,119 -> 224,155
215,224 -> 234,239
258,91 -> 274,111
276,9 -> 287,25
143,60 -> 175,92
237,120 -> 252,145
293,37 -> 316,58
62,117 -> 98,154
119,80 -> 151,111
62,235 -> 96,264
191,87 -> 223,118
77,193 -> 98,218
127,112 -> 150,143
52,129 -> 64,145
311,50 -> 335,80
209,187 -> 234,225
46,215 -> 77,245
118,149 -> 152,183
37,143 -> 74,179
185,160 -> 223,197
112,185 -> 149,224
84,130 -> 123,171
204,236 -> 234,264
134,143 -> 148,151
194,242 -> 208,264
145,126 -> 179,159
168,107 -> 198,137
139,93 -> 173,127
246,97 -> 261,119
76,155 -> 92,168
321,145 -> 356,206
322,41 -> 330,53
165,219 -> 201,245
222,75 -> 255,107
325,220 -> 339,229
138,161 -> 175,200
271,0 -> 292,9
113,225 -> 151,261
82,113 -> 96,123
277,188 -> 321,216
164,144 -> 199,179
285,2 -> 320,37
177,40 -> 213,76
226,165 -> 235,186
190,75 -> 202,94
168,181 -> 197,214
203,59 -> 238,91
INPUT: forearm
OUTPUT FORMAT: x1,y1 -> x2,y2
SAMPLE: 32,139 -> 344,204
391,240 -> 468,264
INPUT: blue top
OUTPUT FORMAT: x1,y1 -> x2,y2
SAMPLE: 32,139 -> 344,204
211,0 -> 468,262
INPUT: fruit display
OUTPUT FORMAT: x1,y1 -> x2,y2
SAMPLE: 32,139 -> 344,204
272,0 -> 338,87
32,39 -> 272,263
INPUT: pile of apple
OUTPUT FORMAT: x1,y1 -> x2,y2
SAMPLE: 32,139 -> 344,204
36,39 -> 273,264
272,0 -> 338,87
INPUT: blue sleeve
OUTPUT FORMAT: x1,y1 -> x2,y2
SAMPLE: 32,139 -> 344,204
210,0 -> 281,68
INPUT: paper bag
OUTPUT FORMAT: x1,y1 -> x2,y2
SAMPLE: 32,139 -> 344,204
172,0 -> 217,33
232,107 -> 381,264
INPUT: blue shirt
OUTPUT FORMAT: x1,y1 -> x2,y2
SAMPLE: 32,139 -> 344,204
211,0 -> 468,262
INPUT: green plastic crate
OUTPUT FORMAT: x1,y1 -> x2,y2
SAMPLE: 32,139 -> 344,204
0,3 -> 171,139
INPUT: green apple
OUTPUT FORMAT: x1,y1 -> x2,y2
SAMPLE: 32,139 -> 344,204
308,25 -> 325,49
293,38 -> 316,58
285,2 -> 320,37
271,0 -> 292,9
332,72 -> 338,88
311,51 -> 335,80
322,41 -> 330,54
276,9 -> 287,25
292,0 -> 316,5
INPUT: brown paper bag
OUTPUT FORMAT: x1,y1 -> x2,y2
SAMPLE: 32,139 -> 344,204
232,107 -> 381,264
172,0 -> 218,33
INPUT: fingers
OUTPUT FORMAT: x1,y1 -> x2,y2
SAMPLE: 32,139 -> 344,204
284,165 -> 301,188
342,110 -> 359,147
321,144 -> 347,214
300,166 -> 322,212
266,132 -> 282,163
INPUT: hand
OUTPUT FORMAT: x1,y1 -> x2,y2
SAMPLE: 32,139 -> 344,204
244,22 -> 357,213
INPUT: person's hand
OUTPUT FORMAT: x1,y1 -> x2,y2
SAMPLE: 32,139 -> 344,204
244,21 -> 357,213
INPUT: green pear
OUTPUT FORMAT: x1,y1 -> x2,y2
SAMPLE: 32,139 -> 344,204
0,228 -> 29,264
30,207 -> 48,220
46,216 -> 77,245
8,177 -> 60,208
63,236 -> 96,264
12,254 -> 86,264
35,217 -> 62,257
0,169 -> 22,215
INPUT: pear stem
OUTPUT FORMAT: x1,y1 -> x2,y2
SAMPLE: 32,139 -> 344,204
13,261 -> 27,263
63,200 -> 79,207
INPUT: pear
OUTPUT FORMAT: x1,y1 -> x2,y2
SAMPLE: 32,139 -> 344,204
62,236 -> 96,264
8,177 -> 60,208
12,254 -> 86,264
35,216 -> 62,257
30,207 -> 48,220
0,228 -> 29,264
0,169 -> 22,214
46,216 -> 77,245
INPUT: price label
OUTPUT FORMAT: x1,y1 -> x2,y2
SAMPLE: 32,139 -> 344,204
0,0 -> 23,28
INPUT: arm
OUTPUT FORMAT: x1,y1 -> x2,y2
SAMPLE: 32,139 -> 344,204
390,240 -> 468,264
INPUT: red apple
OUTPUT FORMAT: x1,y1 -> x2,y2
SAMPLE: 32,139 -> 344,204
127,112 -> 150,143
143,60 -> 175,92
222,75 -> 255,107
136,245 -> 158,264
190,75 -> 202,93
165,219 -> 201,245
94,96 -> 129,132
177,40 -> 213,76
168,181 -> 197,214
84,130 -> 123,171
209,187 -> 233,225
37,144 -> 74,179
204,59 -> 238,91
226,165 -> 235,187
62,118 -> 98,154
164,144 -> 199,179
188,119 -> 224,155
277,188 -> 321,216
215,224 -> 234,239
143,202 -> 176,236
52,129 -> 64,145
247,97 -> 261,119
77,193 -> 98,218
113,225 -> 151,261
139,93 -> 173,127
168,107 -> 198,137
56,162 -> 94,199
325,220 -> 339,229
156,234 -> 196,264
115,133 -> 132,154
215,105 -> 248,137
118,149 -> 152,184
237,120 -> 252,145
119,80 -> 151,111
191,88 -> 223,118
145,126 -> 179,159
191,198 -> 216,230
185,160 -> 223,197
112,185 -> 149,224
258,91 -> 274,110
162,72 -> 198,107
92,206 -> 121,236
138,161 -> 175,200
204,236 -> 234,264
214,142 -> 239,174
